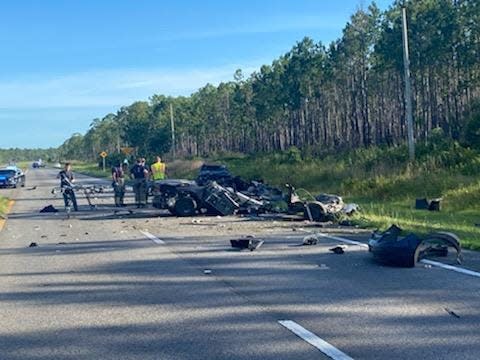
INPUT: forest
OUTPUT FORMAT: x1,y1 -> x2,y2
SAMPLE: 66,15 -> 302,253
49,0 -> 480,161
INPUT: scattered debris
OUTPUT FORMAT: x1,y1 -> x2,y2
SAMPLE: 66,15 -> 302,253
230,236 -> 264,251
28,242 -> 38,247
40,235 -> 47,238
368,225 -> 462,267
40,205 -> 58,213
329,246 -> 346,254
444,308 -> 461,319
416,198 -> 442,211
27,186 -> 37,191
203,269 -> 212,275
318,264 -> 330,270
302,235 -> 318,246
57,242 -> 67,245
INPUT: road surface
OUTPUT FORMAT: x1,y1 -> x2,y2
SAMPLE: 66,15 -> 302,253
0,168 -> 479,359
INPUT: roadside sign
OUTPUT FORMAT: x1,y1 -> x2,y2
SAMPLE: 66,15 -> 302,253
100,151 -> 108,158
121,147 -> 135,155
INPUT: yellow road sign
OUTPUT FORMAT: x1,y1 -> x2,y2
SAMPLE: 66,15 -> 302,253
100,151 -> 108,158
121,147 -> 135,155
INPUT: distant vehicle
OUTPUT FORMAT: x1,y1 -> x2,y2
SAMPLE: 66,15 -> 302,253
0,166 -> 26,188
32,160 -> 45,168
32,161 -> 45,169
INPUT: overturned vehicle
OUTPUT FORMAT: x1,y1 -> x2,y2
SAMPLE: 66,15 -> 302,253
368,225 -> 462,267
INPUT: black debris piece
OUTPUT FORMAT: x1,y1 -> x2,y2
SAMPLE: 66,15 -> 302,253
368,225 -> 462,267
40,205 -> 58,213
415,198 -> 442,211
230,237 -> 264,251
444,308 -> 461,319
329,246 -> 345,254
28,242 -> 38,247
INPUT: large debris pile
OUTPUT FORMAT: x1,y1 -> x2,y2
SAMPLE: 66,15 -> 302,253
152,163 -> 358,222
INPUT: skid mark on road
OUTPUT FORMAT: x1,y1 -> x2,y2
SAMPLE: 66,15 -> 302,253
139,230 -> 166,245
279,320 -> 354,360
300,228 -> 480,279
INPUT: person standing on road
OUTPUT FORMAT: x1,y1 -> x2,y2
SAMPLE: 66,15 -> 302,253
151,156 -> 166,181
111,162 -> 126,207
130,158 -> 149,208
57,162 -> 78,211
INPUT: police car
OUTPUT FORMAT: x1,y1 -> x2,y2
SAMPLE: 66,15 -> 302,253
0,166 -> 26,188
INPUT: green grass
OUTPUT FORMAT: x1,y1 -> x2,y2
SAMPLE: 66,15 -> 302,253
0,196 -> 8,217
73,162 -> 111,179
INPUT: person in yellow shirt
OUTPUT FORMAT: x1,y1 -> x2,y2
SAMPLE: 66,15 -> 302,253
151,156 -> 166,181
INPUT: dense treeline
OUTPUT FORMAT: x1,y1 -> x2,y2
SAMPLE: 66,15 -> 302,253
0,148 -> 59,164
59,0 -> 480,161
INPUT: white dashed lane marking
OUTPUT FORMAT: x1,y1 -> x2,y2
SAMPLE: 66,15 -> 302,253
140,230 -> 166,245
279,320 -> 354,360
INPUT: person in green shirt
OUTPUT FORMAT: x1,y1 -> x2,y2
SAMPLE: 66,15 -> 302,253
151,156 -> 166,181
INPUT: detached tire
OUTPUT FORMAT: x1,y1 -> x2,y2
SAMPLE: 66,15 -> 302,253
173,196 -> 197,217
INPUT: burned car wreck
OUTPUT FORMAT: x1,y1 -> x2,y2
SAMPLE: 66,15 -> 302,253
368,225 -> 462,267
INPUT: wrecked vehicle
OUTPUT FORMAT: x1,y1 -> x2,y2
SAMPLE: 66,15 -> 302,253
196,164 -> 233,186
151,164 -> 356,222
368,225 -> 462,267
286,184 -> 355,222
151,179 -> 240,216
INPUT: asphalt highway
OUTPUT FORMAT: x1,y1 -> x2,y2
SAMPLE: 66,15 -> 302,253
0,168 -> 479,359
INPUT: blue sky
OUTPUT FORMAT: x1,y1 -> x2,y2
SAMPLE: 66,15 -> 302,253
0,0 -> 393,148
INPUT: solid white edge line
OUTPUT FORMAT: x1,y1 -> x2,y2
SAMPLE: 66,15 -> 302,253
140,230 -> 166,245
420,259 -> 480,278
279,320 -> 354,360
300,229 -> 480,279
299,229 -> 368,248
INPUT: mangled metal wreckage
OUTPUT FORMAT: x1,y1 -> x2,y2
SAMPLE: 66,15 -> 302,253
151,176 -> 357,222
368,224 -> 462,267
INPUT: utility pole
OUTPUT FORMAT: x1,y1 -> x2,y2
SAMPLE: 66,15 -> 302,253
401,3 -> 415,161
170,103 -> 176,159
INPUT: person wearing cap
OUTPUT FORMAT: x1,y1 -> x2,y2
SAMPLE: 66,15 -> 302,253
130,158 -> 149,208
151,156 -> 166,181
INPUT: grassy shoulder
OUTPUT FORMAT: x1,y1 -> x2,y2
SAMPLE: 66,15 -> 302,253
0,196 -> 9,217
72,162 -> 112,179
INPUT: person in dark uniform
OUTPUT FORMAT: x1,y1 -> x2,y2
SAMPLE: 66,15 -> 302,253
112,162 -> 126,207
130,158 -> 149,208
57,162 -> 78,211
